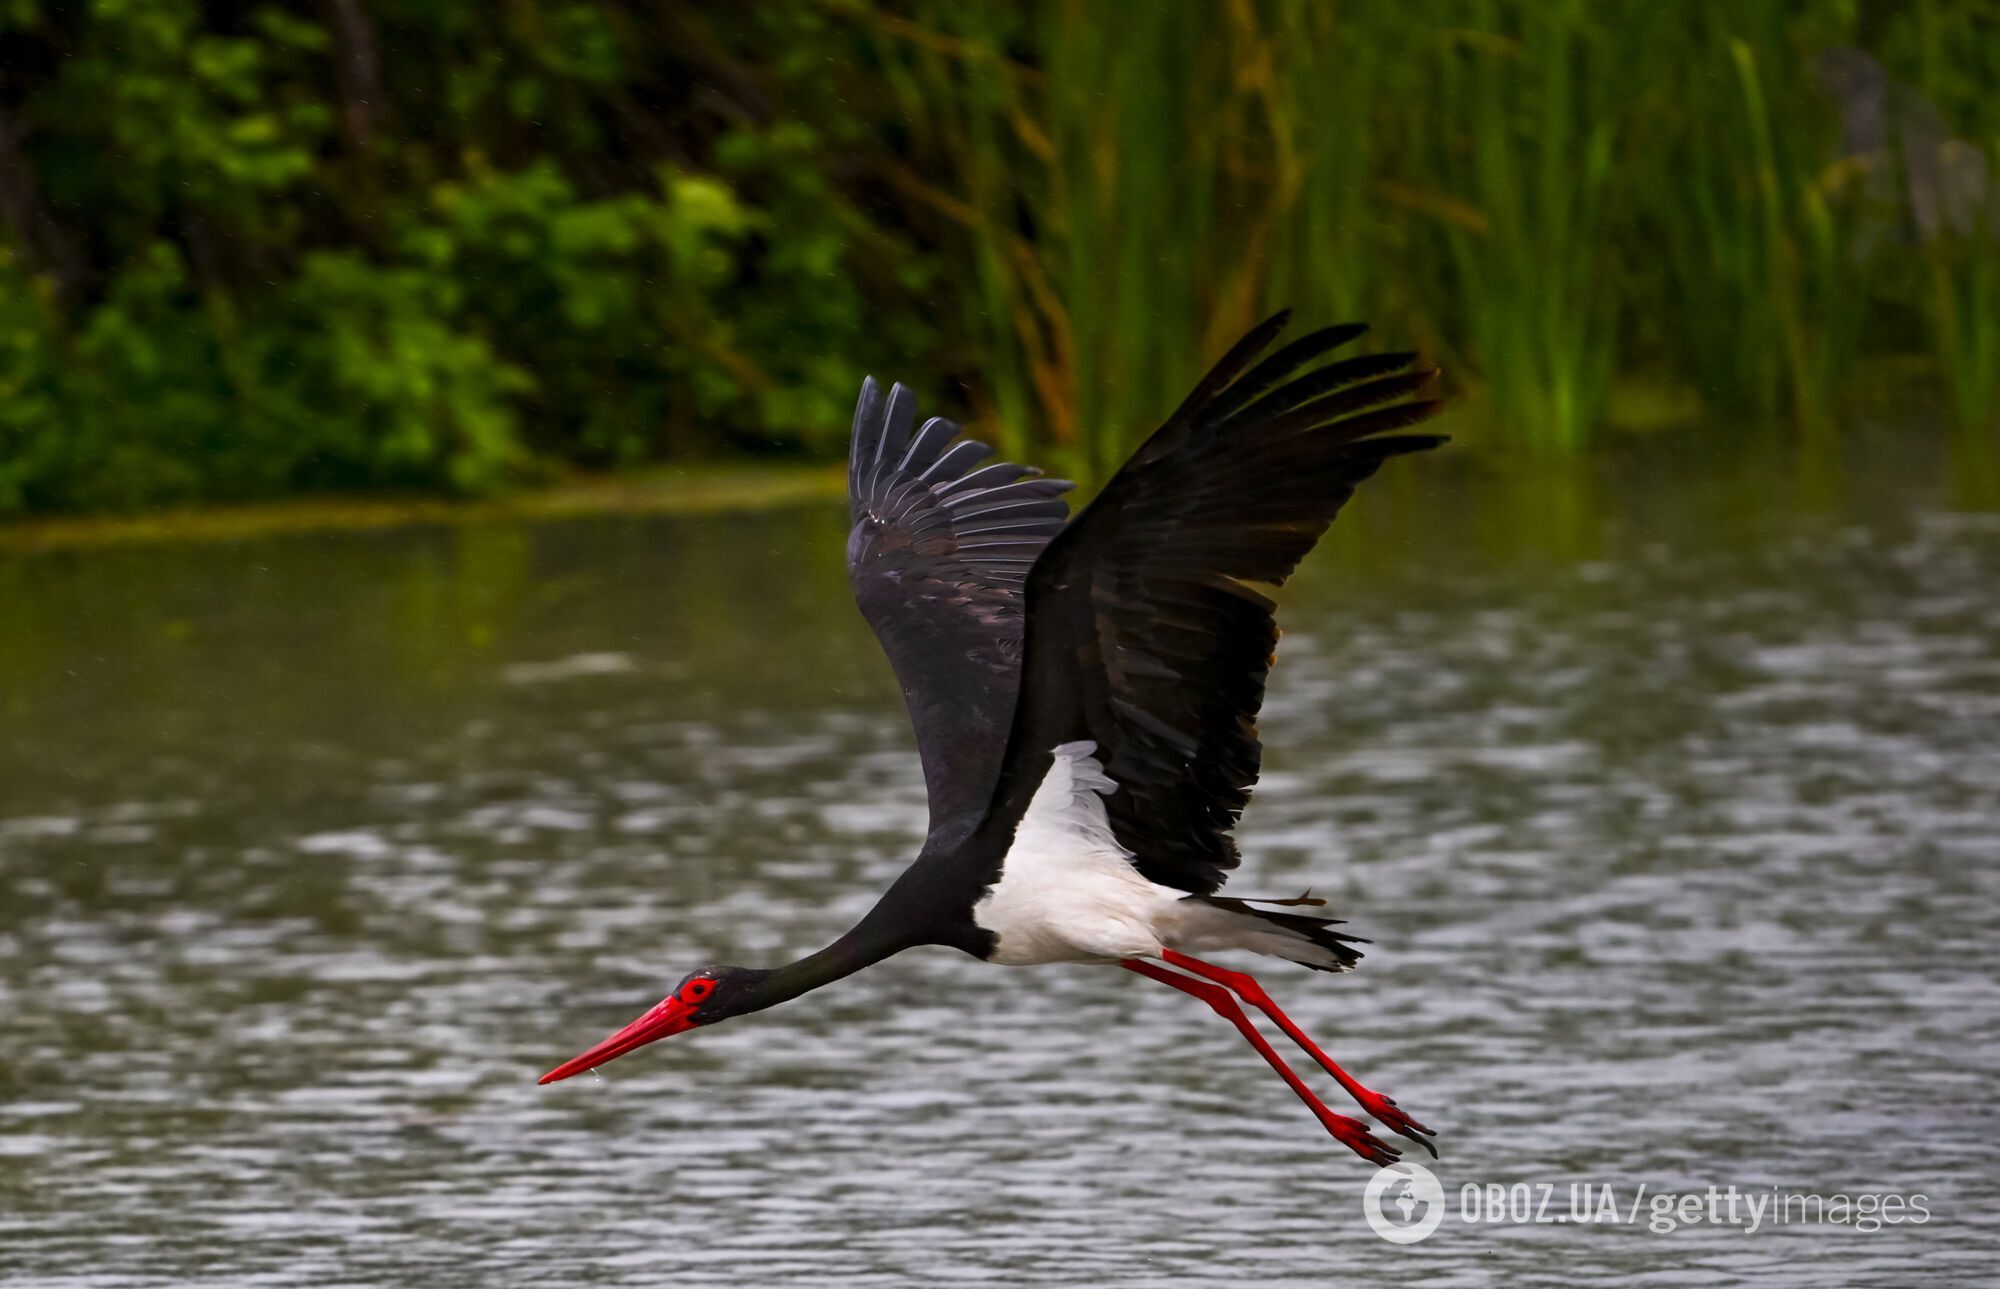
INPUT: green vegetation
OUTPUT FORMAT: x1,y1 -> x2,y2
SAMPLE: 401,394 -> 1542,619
1,0 -> 1996,516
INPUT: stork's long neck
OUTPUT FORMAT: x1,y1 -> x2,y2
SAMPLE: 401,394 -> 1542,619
738,855 -> 970,1014
740,908 -> 913,1015
739,848 -> 980,1016
747,939 -> 872,1012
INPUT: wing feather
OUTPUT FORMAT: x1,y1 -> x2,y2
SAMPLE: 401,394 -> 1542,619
846,379 -> 1073,829
976,314 -> 1445,894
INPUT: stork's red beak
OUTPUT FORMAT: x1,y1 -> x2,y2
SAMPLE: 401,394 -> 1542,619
538,995 -> 698,1084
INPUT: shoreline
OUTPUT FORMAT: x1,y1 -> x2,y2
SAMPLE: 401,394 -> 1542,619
0,463 -> 848,555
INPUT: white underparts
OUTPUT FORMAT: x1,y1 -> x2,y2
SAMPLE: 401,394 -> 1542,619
972,741 -> 1352,969
973,741 -> 1163,965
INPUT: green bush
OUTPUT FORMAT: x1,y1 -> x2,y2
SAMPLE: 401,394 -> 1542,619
0,1 -> 1995,515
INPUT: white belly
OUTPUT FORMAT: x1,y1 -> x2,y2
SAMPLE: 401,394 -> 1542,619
972,741 -> 1181,965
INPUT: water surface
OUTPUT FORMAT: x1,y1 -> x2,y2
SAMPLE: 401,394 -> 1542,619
3,438 -> 1997,1285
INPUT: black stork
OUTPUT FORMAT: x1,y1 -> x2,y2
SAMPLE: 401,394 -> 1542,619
541,310 -> 1446,1166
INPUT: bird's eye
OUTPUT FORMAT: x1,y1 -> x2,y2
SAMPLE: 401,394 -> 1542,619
681,979 -> 713,1004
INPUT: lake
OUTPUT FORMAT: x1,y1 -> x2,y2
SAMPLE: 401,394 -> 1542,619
2,433 -> 1996,1285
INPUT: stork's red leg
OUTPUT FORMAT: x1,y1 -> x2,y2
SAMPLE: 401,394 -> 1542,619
1120,958 -> 1402,1166
1159,948 -> 1437,1154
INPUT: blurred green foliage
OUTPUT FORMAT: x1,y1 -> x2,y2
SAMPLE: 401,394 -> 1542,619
0,0 -> 1996,514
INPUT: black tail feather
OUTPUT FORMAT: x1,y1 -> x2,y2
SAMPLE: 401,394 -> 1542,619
1192,894 -> 1369,973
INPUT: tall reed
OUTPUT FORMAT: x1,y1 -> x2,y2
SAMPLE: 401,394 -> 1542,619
1922,148 -> 2000,442
1401,0 -> 1620,455
831,0 -> 1984,474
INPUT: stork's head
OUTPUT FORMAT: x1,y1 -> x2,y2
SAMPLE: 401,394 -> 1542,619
537,966 -> 764,1084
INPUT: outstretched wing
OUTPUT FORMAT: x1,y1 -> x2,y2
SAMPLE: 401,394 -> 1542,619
977,312 -> 1445,894
847,378 -> 1074,829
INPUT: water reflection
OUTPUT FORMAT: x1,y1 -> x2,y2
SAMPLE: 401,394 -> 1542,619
2,441 -> 1997,1285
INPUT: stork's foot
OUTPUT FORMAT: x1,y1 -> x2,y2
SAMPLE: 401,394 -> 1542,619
1355,1090 -> 1438,1157
1316,1110 -> 1403,1167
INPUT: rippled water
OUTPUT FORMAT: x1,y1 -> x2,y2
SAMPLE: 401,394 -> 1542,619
3,443 -> 1998,1285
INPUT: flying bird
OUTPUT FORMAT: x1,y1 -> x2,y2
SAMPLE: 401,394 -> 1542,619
541,311 -> 1446,1166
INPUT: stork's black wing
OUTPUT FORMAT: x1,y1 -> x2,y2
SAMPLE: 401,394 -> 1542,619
847,378 -> 1073,828
977,312 -> 1445,894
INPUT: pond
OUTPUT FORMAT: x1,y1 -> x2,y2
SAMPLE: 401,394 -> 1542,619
2,433 -> 1996,1285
